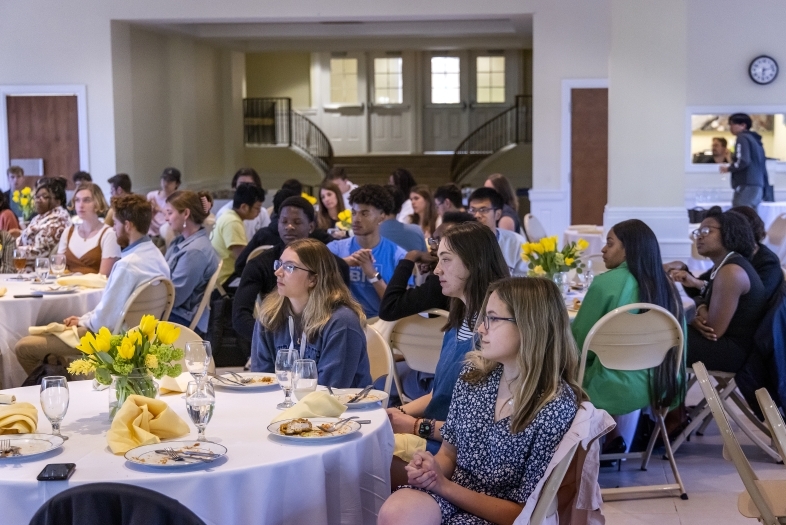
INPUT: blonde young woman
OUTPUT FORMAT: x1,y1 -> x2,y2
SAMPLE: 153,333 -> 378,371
250,238 -> 372,388
408,184 -> 441,239
58,182 -> 121,275
379,278 -> 584,525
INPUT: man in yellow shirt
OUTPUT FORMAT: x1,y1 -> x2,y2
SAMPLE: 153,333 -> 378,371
211,183 -> 265,286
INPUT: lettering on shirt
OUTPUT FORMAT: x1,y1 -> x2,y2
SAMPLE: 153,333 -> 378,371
349,264 -> 383,283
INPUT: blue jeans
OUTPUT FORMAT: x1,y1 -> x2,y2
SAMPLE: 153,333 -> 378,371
732,185 -> 763,210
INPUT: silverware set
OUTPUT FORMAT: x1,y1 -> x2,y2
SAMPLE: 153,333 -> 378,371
158,447 -> 220,463
0,439 -> 20,457
207,373 -> 245,386
346,385 -> 374,403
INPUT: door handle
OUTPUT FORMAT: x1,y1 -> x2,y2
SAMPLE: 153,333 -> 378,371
462,101 -> 468,111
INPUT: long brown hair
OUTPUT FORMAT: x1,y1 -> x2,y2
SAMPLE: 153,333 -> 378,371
441,222 -> 510,331
465,277 -> 587,432
316,180 -> 345,230
166,190 -> 213,225
256,238 -> 365,342
486,173 -> 518,212
408,184 -> 438,236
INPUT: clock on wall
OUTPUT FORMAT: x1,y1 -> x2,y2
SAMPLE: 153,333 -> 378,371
749,55 -> 778,85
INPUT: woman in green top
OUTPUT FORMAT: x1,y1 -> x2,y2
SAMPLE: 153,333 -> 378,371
572,219 -> 684,452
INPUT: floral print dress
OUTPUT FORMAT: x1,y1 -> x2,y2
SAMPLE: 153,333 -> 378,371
19,206 -> 71,257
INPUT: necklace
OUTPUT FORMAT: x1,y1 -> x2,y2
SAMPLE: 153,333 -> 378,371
710,251 -> 735,280
78,222 -> 101,241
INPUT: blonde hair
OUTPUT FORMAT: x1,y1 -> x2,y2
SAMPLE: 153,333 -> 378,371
256,238 -> 366,342
68,182 -> 109,215
465,277 -> 587,433
317,180 -> 345,230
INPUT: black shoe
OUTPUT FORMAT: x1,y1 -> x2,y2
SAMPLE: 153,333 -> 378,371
600,437 -> 627,468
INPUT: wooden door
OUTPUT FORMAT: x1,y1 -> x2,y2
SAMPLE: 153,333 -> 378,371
422,51 -> 469,153
570,88 -> 608,225
6,95 -> 80,187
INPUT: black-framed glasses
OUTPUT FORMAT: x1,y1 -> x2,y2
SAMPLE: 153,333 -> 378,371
481,315 -> 517,331
468,206 -> 497,216
691,226 -> 720,239
273,260 -> 315,275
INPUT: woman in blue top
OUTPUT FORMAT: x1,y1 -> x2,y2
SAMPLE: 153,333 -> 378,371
251,238 -> 371,388
386,221 -> 510,489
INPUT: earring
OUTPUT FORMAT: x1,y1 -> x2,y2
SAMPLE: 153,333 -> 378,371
183,221 -> 187,229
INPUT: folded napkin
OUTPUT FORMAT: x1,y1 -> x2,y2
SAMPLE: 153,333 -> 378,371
107,395 -> 190,454
0,287 -> 6,297
28,322 -> 81,348
0,402 -> 38,434
393,434 -> 427,463
159,373 -> 192,394
56,274 -> 108,289
271,391 -> 346,423
0,394 -> 16,405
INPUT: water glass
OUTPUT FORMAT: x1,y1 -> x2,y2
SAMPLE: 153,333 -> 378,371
293,359 -> 318,402
275,349 -> 298,409
552,272 -> 570,297
50,254 -> 67,278
35,257 -> 50,281
184,341 -> 212,385
186,381 -> 215,442
40,376 -> 69,440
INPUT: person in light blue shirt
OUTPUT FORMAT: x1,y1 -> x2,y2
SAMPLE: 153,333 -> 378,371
164,190 -> 220,334
328,184 -> 407,318
379,185 -> 427,252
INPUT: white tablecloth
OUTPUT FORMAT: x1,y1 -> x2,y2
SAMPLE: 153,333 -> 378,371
758,202 -> 786,230
563,227 -> 604,257
0,275 -> 103,390
0,380 -> 394,525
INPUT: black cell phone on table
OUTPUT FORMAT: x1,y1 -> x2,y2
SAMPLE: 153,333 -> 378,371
37,463 -> 76,481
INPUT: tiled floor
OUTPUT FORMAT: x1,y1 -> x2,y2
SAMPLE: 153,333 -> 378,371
601,384 -> 785,524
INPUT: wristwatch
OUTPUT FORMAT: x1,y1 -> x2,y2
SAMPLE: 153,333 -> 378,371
367,272 -> 382,284
417,418 -> 434,439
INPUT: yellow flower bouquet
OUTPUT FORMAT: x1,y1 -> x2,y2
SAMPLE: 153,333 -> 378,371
301,192 -> 317,205
68,315 -> 185,417
337,209 -> 352,231
521,236 -> 589,279
12,187 -> 35,221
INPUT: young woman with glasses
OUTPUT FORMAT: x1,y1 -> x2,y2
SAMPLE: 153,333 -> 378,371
379,278 -> 583,525
249,238 -> 372,388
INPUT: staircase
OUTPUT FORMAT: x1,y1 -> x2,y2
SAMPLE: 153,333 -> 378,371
332,154 -> 454,189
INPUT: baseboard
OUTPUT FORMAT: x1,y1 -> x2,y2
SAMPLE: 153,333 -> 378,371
604,206 -> 691,261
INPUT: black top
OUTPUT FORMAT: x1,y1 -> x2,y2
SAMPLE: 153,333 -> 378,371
752,243 -> 784,302
232,243 -> 350,341
378,259 -> 450,321
500,204 -> 522,234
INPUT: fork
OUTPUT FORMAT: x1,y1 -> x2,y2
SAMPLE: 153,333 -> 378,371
165,447 -> 213,462
0,439 -> 9,456
224,371 -> 252,384
208,373 -> 244,386
321,416 -> 359,433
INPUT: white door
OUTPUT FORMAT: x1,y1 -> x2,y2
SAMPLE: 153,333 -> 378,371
368,52 -> 414,153
422,51 -> 469,153
318,52 -> 368,156
468,50 -> 519,131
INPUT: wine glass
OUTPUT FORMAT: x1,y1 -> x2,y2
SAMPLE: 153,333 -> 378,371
40,376 -> 69,440
185,381 -> 215,442
50,254 -> 67,279
275,349 -> 298,409
35,257 -> 50,282
552,272 -> 570,297
184,341 -> 212,385
12,248 -> 27,279
293,359 -> 318,402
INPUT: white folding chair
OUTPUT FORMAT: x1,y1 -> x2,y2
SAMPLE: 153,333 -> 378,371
365,325 -> 394,405
113,277 -> 175,333
389,309 -> 449,403
577,303 -> 687,501
246,245 -> 274,263
694,362 -> 786,525
529,443 -> 580,525
130,322 -> 215,375
756,388 -> 786,467
188,261 -> 222,331
524,214 -> 548,243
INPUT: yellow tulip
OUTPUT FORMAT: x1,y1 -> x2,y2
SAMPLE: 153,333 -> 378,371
156,321 -> 181,345
301,192 -> 317,205
127,329 -> 142,346
21,186 -> 32,196
576,239 -> 589,252
118,336 -> 136,360
139,315 -> 157,340
20,197 -> 29,207
76,332 -> 97,355
93,327 -> 112,352
522,243 -> 533,256
531,242 -> 544,254
533,265 -> 546,276
565,257 -> 575,266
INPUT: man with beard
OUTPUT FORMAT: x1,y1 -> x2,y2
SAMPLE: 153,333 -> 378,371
14,194 -> 171,375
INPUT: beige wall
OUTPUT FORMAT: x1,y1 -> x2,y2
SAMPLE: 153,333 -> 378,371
462,144 -> 532,189
244,147 -> 324,188
246,53 -> 311,108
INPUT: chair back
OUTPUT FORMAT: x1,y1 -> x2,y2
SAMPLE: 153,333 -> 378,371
694,362 -> 778,525
756,388 -> 786,465
113,277 -> 175,333
586,254 -> 607,275
389,309 -> 449,374
247,245 -> 274,262
529,442 -> 579,525
189,261 -> 222,331
767,214 -> 786,247
578,303 -> 683,386
365,325 -> 393,401
524,214 -> 548,243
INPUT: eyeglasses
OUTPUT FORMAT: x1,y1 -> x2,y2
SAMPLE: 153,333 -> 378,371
481,315 -> 516,331
427,237 -> 440,250
691,226 -> 720,239
273,260 -> 315,275
468,206 -> 497,216
34,193 -> 51,201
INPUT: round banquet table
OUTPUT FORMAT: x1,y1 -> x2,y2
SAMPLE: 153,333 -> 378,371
0,380 -> 394,525
0,274 -> 104,390
563,227 -> 604,257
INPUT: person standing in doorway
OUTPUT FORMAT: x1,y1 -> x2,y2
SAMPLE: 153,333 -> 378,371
720,113 -> 767,209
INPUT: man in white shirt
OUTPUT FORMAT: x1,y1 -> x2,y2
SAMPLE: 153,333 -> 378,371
216,168 -> 270,241
14,194 -> 171,375
467,187 -> 528,276
326,166 -> 357,210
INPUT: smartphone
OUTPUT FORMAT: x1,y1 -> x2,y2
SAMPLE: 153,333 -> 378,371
37,463 -> 76,481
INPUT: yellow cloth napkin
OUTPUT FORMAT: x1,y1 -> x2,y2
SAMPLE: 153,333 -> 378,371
0,394 -> 16,405
158,373 -> 192,394
271,391 -> 346,423
28,322 -> 81,348
0,287 -> 6,297
393,433 -> 427,463
56,274 -> 108,289
106,395 -> 190,454
0,402 -> 38,434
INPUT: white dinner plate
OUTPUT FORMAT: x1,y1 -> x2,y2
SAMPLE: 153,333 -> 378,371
124,441 -> 227,468
267,417 -> 361,442
210,372 -> 278,390
0,433 -> 64,459
32,285 -> 78,295
331,388 -> 389,409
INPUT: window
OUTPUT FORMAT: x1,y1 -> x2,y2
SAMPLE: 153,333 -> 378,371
476,56 -> 505,103
330,58 -> 358,104
431,56 -> 461,104
373,57 -> 403,104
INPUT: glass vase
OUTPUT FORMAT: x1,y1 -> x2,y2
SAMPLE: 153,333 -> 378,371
108,369 -> 158,419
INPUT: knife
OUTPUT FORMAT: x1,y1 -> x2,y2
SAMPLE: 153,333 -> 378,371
155,449 -> 220,459
347,385 -> 374,403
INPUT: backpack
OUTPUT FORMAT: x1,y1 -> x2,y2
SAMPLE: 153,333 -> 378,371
22,354 -> 74,387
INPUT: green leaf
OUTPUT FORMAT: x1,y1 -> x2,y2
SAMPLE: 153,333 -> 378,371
95,367 -> 112,385
96,351 -> 114,365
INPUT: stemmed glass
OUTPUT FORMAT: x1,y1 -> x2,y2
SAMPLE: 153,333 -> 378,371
50,254 -> 67,280
552,272 -> 570,297
184,341 -> 212,385
35,257 -> 50,281
275,349 -> 298,409
185,381 -> 215,442
40,376 -> 69,440
12,248 -> 27,279
293,359 -> 318,402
